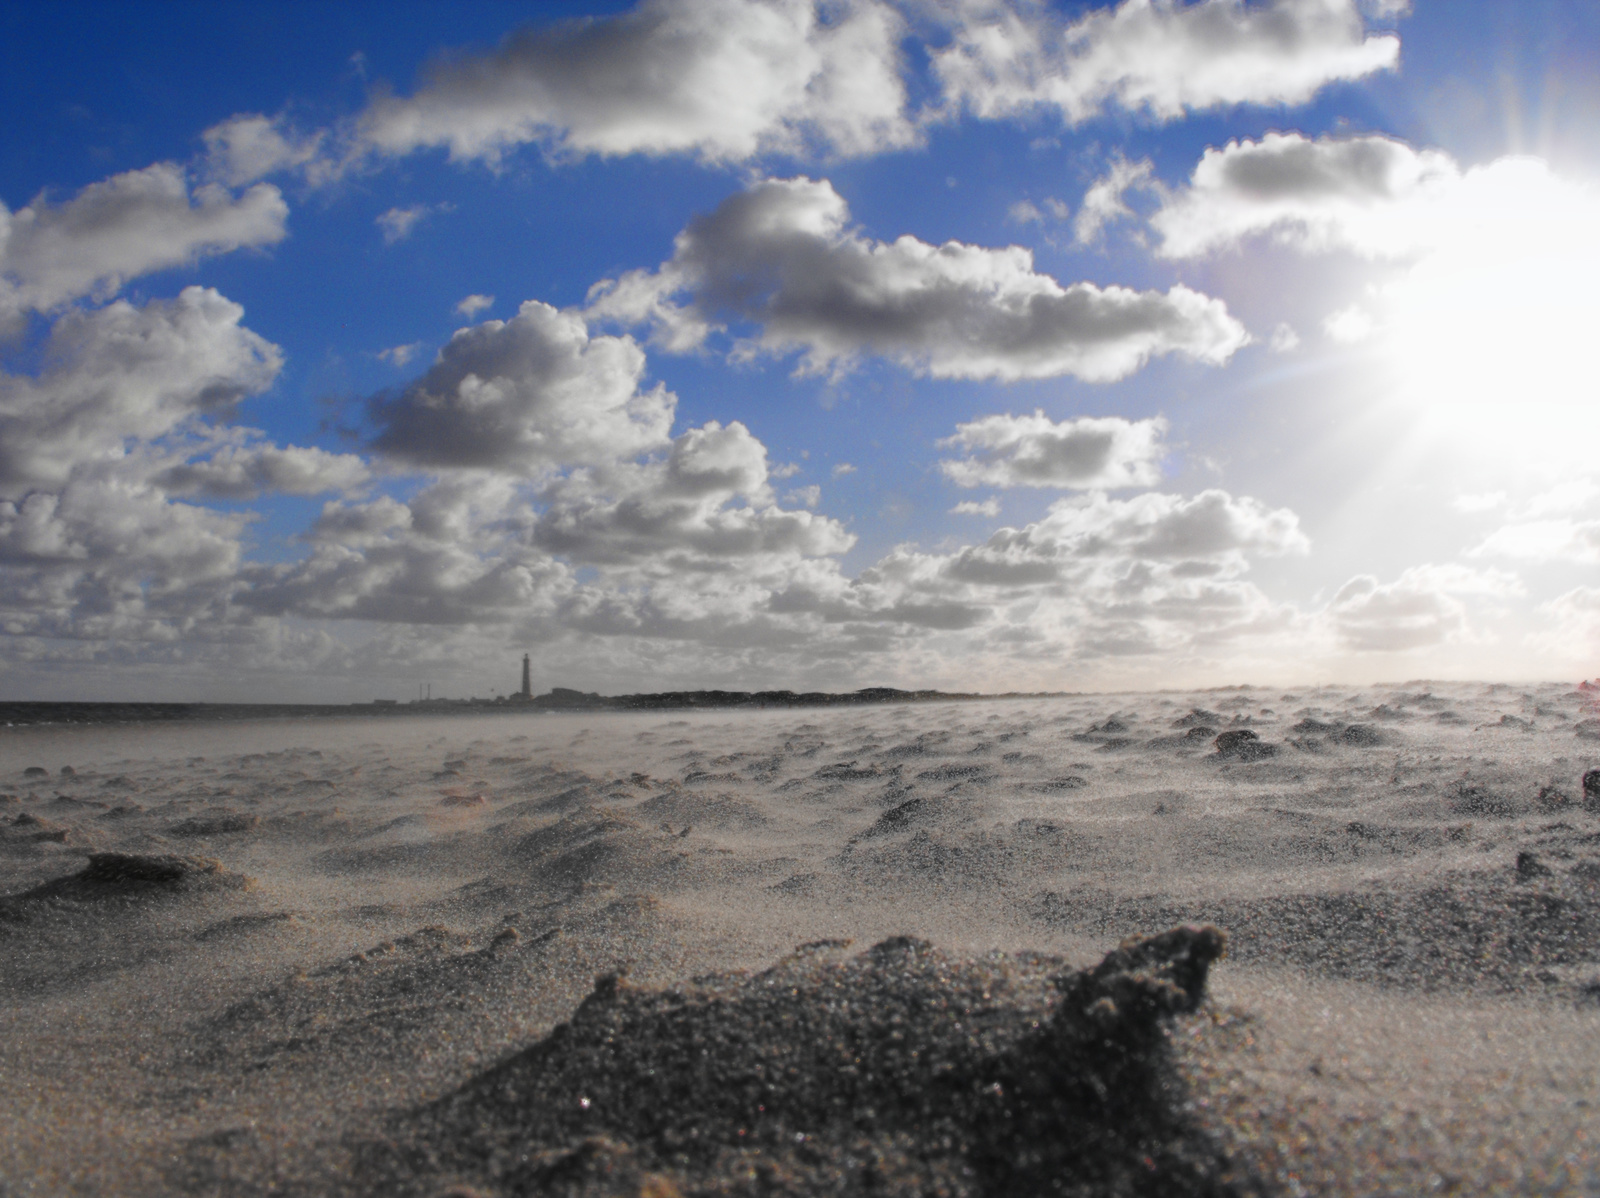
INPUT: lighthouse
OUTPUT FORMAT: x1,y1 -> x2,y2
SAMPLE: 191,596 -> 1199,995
520,653 -> 532,699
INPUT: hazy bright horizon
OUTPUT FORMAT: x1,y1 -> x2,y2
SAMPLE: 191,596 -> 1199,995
2,0 -> 1598,703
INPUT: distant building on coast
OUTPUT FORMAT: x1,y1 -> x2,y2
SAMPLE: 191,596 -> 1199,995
512,652 -> 533,701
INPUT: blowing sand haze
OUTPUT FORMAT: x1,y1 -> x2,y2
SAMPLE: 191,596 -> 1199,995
3,682 -> 1599,1195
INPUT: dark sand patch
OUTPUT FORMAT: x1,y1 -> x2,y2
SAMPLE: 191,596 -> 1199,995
349,927 -> 1242,1198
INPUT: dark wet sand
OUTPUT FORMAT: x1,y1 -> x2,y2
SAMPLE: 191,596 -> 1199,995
2,682 -> 1598,1194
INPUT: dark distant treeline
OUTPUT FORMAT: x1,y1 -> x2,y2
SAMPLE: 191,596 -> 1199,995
0,686 -> 1016,727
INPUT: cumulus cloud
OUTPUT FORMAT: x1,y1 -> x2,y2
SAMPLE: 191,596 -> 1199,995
1074,155 -> 1153,245
0,287 -> 283,494
832,462 -> 857,478
350,0 -> 915,166
240,417 -> 852,638
587,175 -> 1248,381
931,0 -> 1399,127
0,163 -> 288,325
939,411 -> 1166,489
201,113 -> 325,186
242,477 -> 573,626
152,440 -> 370,501
367,301 -> 675,474
455,293 -> 495,318
0,473 -> 249,639
1327,563 -> 1520,652
533,420 -> 854,567
770,486 -> 1307,657
1151,132 -> 1459,259
1534,587 -> 1600,659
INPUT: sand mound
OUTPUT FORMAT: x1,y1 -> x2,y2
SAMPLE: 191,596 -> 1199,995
3,852 -> 251,907
168,812 -> 261,837
361,926 -> 1240,1198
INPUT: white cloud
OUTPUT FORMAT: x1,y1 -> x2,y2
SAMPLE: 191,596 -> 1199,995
533,420 -> 853,567
0,287 -> 283,494
152,440 -> 369,501
1453,491 -> 1505,514
587,175 -> 1248,382
1322,302 -> 1374,343
770,486 -> 1308,659
1152,134 -> 1600,459
931,0 -> 1399,127
1469,519 -> 1600,564
1267,321 -> 1299,352
350,0 -> 916,167
378,342 -> 424,367
939,411 -> 1166,489
367,301 -> 675,474
832,462 -> 857,478
1533,587 -> 1600,659
0,163 -> 288,325
1021,487 -> 1308,563
1008,199 -> 1044,225
455,293 -> 495,318
242,477 -> 573,626
1326,563 -> 1520,652
1514,478 -> 1599,519
0,472 -> 246,585
950,497 -> 1000,516
1074,155 -> 1153,245
1151,132 -> 1459,259
785,483 -> 822,508
240,418 -> 854,638
376,204 -> 433,244
201,114 -> 324,186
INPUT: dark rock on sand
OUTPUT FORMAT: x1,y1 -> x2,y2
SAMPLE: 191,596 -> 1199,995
1584,769 -> 1600,813
1450,781 -> 1522,818
168,812 -> 261,837
22,766 -> 47,778
1213,730 -> 1276,761
2,812 -> 72,844
1335,723 -> 1383,747
1516,852 -> 1554,882
361,927 -> 1242,1198
1,852 -> 250,911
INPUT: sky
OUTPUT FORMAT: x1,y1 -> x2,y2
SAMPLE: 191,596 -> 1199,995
2,0 -> 1599,703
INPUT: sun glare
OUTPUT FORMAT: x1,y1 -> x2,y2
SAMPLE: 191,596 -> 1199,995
1381,158 -> 1600,463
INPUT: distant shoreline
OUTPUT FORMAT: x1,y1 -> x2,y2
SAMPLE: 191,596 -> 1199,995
0,686 -> 1068,727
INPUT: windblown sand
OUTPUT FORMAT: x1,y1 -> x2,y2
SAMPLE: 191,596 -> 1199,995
3,683 -> 1599,1195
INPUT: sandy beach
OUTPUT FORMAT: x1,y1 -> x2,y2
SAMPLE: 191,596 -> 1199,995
3,682 -> 1598,1196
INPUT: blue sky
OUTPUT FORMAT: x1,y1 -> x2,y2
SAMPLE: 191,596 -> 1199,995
2,0 -> 1599,702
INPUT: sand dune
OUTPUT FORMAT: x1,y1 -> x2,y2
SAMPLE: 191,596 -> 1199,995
2,682 -> 1598,1194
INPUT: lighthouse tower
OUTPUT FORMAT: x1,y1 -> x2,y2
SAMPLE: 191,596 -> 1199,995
520,653 -> 532,699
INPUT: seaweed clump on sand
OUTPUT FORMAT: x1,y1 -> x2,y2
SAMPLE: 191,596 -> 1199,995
364,925 -> 1248,1197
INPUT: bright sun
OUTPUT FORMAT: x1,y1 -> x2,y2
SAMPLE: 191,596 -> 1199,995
1378,157 -> 1600,464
